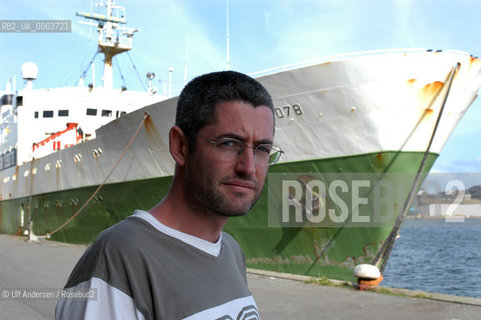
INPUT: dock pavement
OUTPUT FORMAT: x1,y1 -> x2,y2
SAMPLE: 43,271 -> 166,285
1,234 -> 480,319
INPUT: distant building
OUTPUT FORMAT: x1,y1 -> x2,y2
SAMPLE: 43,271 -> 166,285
415,189 -> 481,217
428,204 -> 481,217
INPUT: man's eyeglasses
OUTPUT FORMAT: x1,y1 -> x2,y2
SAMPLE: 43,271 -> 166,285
199,136 -> 283,166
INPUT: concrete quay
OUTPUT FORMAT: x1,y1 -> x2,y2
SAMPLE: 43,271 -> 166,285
1,234 -> 480,319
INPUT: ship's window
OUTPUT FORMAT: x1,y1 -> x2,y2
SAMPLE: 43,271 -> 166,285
115,111 -> 127,118
86,108 -> 97,116
101,110 -> 112,117
16,96 -> 23,106
34,111 -> 39,119
1,94 -> 13,106
43,110 -> 54,118
58,110 -> 69,117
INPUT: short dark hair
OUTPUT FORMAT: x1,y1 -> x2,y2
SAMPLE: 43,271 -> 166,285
175,71 -> 274,151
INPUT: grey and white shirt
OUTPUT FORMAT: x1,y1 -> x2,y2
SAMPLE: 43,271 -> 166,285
55,210 -> 259,319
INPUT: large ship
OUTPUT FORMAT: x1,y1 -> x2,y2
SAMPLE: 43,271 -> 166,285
1,1 -> 481,281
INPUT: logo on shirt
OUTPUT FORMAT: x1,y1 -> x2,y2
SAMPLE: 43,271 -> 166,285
216,305 -> 260,320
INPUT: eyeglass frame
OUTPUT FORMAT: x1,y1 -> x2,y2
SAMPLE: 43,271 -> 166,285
198,136 -> 284,166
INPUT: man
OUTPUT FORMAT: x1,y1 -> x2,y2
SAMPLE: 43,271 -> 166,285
56,71 -> 282,319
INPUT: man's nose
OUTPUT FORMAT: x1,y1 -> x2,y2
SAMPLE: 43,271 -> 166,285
235,146 -> 256,176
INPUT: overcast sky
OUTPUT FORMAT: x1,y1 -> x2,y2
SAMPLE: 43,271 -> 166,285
1,0 -> 480,177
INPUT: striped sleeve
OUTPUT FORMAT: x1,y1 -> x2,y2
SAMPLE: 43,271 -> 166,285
55,277 -> 145,320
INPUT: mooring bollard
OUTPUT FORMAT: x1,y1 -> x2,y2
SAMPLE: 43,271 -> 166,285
353,264 -> 383,290
26,219 -> 39,243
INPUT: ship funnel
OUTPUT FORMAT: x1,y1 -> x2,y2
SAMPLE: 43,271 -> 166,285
22,62 -> 39,90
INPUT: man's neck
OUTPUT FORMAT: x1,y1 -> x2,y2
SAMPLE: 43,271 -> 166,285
149,191 -> 228,243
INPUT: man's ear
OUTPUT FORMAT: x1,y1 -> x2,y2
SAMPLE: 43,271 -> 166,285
169,125 -> 188,167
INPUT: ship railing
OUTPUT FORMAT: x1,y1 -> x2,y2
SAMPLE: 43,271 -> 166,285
248,48 -> 470,78
98,28 -> 133,49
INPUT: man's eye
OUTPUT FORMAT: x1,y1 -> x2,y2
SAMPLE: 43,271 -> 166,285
217,139 -> 239,149
256,145 -> 271,154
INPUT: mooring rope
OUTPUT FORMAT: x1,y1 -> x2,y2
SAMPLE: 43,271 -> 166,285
372,63 -> 460,273
42,112 -> 150,238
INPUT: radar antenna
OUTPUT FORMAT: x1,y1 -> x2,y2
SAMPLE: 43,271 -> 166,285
76,0 -> 139,89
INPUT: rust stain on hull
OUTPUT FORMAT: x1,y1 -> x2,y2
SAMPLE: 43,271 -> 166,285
375,153 -> 383,167
469,55 -> 480,66
421,81 -> 444,96
144,115 -> 167,150
416,81 -> 444,112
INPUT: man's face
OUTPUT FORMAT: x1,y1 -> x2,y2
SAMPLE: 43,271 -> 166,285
184,101 -> 274,217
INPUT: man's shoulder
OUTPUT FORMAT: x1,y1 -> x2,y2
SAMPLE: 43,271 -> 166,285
221,231 -> 238,245
95,216 -> 149,246
220,232 -> 245,260
64,216 -> 154,288
221,231 -> 240,249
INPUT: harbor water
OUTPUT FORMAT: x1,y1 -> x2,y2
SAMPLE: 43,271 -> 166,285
382,217 -> 481,299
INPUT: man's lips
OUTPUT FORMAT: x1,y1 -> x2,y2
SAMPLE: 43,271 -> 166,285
223,180 -> 256,192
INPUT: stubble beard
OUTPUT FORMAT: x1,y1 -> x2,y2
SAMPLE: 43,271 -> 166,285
184,162 -> 262,217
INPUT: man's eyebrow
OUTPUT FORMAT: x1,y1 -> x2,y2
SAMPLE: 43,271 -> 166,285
216,133 -> 273,145
256,138 -> 274,145
214,132 -> 243,140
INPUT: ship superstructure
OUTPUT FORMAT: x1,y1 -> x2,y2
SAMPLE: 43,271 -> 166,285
0,0 -> 165,170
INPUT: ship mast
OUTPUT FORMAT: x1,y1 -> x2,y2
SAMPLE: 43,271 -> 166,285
77,0 -> 139,89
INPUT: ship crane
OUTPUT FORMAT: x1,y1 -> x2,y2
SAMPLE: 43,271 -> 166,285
76,0 -> 139,89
